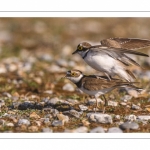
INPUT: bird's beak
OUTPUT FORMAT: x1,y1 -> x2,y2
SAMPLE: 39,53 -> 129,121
72,49 -> 78,55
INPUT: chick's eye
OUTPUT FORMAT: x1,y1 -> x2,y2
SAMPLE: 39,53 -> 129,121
78,45 -> 83,50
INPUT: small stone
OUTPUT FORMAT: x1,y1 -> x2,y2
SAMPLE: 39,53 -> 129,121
125,88 -> 139,98
125,115 -> 137,121
0,99 -> 5,107
79,105 -> 88,111
40,54 -> 53,62
3,92 -> 12,98
18,101 -> 35,110
42,127 -> 53,133
34,121 -> 42,127
107,127 -> 123,133
56,59 -> 68,67
43,118 -> 51,125
44,90 -> 53,94
30,112 -> 40,119
87,113 -> 113,124
52,120 -> 63,126
82,119 -> 90,126
121,95 -> 132,102
131,104 -> 141,110
0,119 -> 5,126
62,83 -> 75,92
48,64 -> 66,73
67,109 -> 82,118
28,126 -> 38,132
115,115 -> 121,120
67,99 -> 79,105
137,116 -> 150,122
120,102 -> 127,106
46,97 -> 69,106
6,122 -> 14,127
88,98 -> 104,105
65,126 -> 88,133
108,101 -> 118,106
18,119 -> 30,126
119,121 -> 139,130
0,64 -> 7,73
57,113 -> 69,124
90,127 -> 105,133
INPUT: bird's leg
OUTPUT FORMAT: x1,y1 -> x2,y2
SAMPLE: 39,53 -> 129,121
102,95 -> 108,114
104,73 -> 112,81
94,96 -> 103,113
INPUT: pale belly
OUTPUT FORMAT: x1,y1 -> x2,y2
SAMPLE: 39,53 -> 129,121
80,87 -> 113,97
84,52 -> 120,75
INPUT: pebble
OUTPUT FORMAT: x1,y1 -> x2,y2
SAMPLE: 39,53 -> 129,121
0,99 -> 5,107
131,104 -> 141,110
90,127 -> 105,133
87,113 -> 113,124
88,98 -> 104,105
52,120 -> 63,127
46,97 -> 69,106
40,54 -> 53,62
120,102 -> 127,106
82,119 -> 90,126
43,118 -> 51,125
0,119 -> 5,126
125,115 -> 137,121
48,64 -> 66,73
3,92 -> 12,98
57,113 -> 69,124
18,101 -> 35,110
107,127 -> 123,133
28,126 -> 38,132
18,119 -> 30,126
115,115 -> 121,120
62,83 -> 75,92
66,99 -> 79,105
0,64 -> 7,73
65,126 -> 88,133
34,121 -> 42,127
125,88 -> 139,98
121,95 -> 132,102
42,128 -> 53,133
6,122 -> 14,127
65,109 -> 83,118
56,59 -> 68,67
79,105 -> 88,111
119,121 -> 139,130
29,112 -> 40,119
44,90 -> 53,94
108,101 -> 118,106
136,115 -> 150,123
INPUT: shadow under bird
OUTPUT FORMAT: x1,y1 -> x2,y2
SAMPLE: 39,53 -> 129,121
72,38 -> 150,82
63,69 -> 142,113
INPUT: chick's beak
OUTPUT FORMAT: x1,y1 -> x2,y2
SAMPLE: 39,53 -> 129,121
72,49 -> 78,54
61,75 -> 67,79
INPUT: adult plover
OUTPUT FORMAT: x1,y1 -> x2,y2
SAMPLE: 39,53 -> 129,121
72,38 -> 150,82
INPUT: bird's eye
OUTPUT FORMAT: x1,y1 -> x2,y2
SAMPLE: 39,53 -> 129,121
71,72 -> 76,76
78,45 -> 83,50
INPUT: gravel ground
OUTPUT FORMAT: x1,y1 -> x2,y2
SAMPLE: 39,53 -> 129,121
0,18 -> 150,133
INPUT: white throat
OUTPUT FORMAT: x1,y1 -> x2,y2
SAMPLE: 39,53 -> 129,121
68,74 -> 83,83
